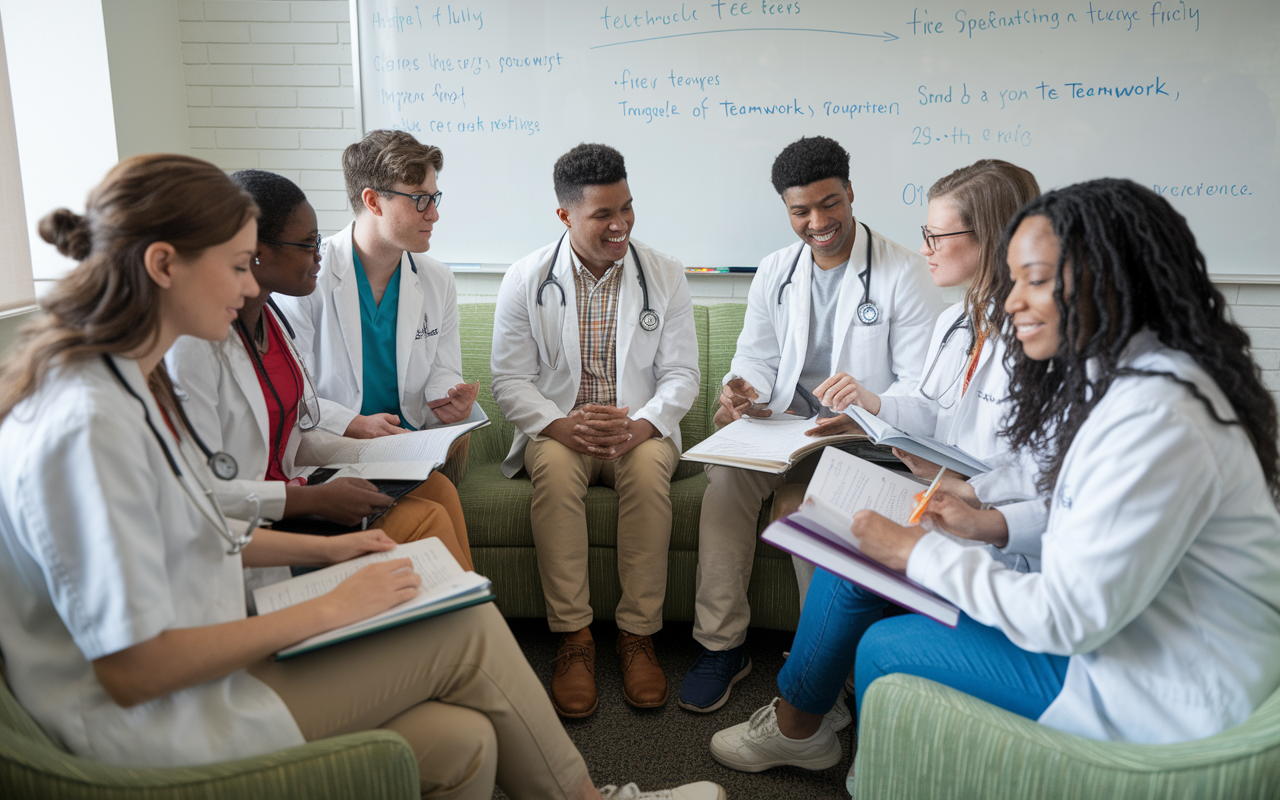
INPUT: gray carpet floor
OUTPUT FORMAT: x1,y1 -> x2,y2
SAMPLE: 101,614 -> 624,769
493,618 -> 854,800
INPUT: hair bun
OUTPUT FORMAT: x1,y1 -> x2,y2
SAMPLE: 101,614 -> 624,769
37,208 -> 92,260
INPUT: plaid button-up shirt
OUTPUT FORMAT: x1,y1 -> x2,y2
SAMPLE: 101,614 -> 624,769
571,252 -> 623,410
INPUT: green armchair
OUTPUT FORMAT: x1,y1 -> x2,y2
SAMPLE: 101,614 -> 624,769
455,302 -> 803,631
0,660 -> 418,800
853,673 -> 1280,799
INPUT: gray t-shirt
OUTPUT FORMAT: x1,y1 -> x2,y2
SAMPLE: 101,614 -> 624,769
788,259 -> 848,417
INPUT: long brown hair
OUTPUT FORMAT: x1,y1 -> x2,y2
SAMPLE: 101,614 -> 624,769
928,160 -> 1040,338
0,154 -> 257,424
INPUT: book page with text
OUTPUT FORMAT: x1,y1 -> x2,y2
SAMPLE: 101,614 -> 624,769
253,537 -> 470,616
804,447 -> 924,524
684,416 -> 821,462
328,419 -> 485,465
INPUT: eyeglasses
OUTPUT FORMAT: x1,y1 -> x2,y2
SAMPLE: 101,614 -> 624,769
261,233 -> 322,252
380,188 -> 443,213
921,226 -> 975,251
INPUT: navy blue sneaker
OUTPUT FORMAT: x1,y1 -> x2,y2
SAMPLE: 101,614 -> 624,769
678,643 -> 751,712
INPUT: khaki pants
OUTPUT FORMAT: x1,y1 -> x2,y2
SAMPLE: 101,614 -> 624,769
250,602 -> 589,800
523,436 -> 681,635
692,454 -> 820,651
379,471 -> 474,571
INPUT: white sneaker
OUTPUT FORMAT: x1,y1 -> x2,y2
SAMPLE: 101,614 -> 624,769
826,689 -> 851,733
598,782 -> 726,800
709,698 -> 841,773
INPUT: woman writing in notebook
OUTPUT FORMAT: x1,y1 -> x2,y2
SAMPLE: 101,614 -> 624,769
165,169 -> 471,569
710,159 -> 1045,774
851,179 -> 1280,745
0,154 -> 721,800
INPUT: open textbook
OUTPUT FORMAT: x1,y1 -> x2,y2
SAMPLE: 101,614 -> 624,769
680,415 -> 868,473
844,405 -> 991,478
286,406 -> 489,530
761,447 -> 960,627
253,537 -> 495,659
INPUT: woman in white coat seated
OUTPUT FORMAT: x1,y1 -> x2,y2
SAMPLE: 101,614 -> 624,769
0,153 -> 724,800
166,169 -> 472,568
849,176 -> 1280,743
709,159 -> 1045,773
744,177 -> 1280,787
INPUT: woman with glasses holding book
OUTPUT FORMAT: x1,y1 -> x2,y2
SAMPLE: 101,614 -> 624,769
165,169 -> 472,569
709,160 -> 1047,776
849,178 -> 1280,749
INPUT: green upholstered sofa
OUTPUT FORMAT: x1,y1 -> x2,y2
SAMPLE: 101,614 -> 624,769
0,658 -> 418,800
853,673 -> 1280,799
454,302 -> 803,631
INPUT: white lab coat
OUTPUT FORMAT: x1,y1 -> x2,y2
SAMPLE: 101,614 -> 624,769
874,301 -> 1046,568
165,305 -> 343,522
876,301 -> 1010,462
725,223 -> 945,410
0,355 -> 304,766
907,332 -> 1280,743
491,237 -> 701,478
275,222 -> 465,433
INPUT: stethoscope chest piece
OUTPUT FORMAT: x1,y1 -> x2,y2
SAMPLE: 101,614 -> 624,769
639,308 -> 659,332
209,451 -> 239,481
857,301 -> 880,326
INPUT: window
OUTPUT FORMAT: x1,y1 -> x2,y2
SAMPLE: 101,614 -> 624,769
0,14 -> 35,315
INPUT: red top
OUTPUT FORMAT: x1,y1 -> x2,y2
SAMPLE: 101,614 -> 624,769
962,330 -> 987,397
253,312 -> 303,482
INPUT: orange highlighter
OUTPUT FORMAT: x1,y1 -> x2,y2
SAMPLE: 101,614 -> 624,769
908,466 -> 948,525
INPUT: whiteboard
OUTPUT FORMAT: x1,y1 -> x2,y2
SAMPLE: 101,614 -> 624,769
352,1 -> 1280,281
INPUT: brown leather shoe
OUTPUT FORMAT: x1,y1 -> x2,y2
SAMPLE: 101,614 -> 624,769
617,630 -> 669,708
551,627 -> 597,718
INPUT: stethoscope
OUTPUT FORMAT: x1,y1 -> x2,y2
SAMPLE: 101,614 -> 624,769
777,221 -> 880,326
917,312 -> 974,409
102,355 -> 259,555
230,299 -> 322,479
536,232 -> 660,332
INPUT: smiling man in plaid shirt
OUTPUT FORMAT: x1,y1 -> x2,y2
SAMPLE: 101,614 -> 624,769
491,144 -> 700,719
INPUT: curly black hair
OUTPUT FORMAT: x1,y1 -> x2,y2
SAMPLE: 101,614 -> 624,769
998,178 -> 1279,500
553,143 -> 627,207
230,169 -> 308,241
770,136 -> 850,195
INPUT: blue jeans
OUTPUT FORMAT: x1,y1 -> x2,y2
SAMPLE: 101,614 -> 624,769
777,568 -> 1069,721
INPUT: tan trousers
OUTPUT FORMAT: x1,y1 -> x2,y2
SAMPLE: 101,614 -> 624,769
523,436 -> 681,635
379,471 -> 474,571
692,454 -> 820,651
250,602 -> 589,800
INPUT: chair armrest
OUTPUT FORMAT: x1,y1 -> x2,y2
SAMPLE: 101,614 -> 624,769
1,728 -> 418,800
852,673 -> 1280,800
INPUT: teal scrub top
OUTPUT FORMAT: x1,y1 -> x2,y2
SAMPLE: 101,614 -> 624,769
353,247 -> 410,427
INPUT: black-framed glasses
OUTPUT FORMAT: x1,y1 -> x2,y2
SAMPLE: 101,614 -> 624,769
921,226 -> 975,251
261,233 -> 322,252
380,188 -> 443,213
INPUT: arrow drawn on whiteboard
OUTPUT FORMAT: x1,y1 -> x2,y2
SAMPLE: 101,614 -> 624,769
590,27 -> 900,49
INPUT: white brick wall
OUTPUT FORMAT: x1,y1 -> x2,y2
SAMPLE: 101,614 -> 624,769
178,0 -> 1280,411
180,0 -> 357,233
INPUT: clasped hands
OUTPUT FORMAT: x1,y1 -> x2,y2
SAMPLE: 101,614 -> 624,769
544,404 -> 656,460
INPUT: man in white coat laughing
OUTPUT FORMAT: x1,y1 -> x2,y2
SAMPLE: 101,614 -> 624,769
491,144 -> 700,719
276,130 -> 478,440
679,136 -> 945,714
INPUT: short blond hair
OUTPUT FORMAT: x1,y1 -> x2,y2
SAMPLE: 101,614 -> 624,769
343,129 -> 443,213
